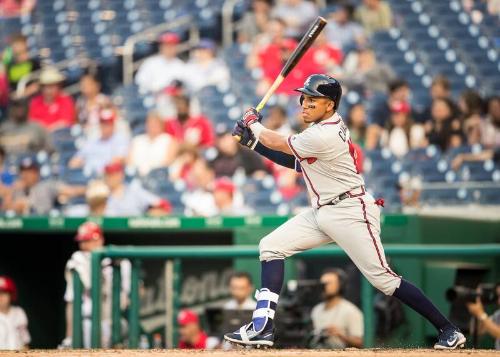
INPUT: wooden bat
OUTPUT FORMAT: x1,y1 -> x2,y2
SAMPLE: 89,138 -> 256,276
235,16 -> 328,141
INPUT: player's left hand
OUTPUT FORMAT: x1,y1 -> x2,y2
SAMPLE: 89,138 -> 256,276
232,120 -> 258,149
242,107 -> 262,127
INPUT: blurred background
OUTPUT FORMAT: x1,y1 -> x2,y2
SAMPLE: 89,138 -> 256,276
0,0 -> 498,352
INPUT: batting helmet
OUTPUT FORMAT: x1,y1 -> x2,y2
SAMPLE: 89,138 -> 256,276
295,74 -> 342,110
0,275 -> 17,302
75,221 -> 104,242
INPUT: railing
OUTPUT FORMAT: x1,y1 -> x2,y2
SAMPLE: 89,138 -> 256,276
71,243 -> 500,349
222,0 -> 243,48
121,16 -> 200,85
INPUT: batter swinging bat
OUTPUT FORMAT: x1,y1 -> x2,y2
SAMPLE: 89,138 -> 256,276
235,16 -> 327,141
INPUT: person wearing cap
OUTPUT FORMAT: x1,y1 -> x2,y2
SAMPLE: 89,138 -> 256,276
103,161 -> 172,216
135,32 -> 186,93
127,110 -> 178,176
1,156 -> 85,215
0,98 -> 51,158
61,222 -> 131,348
213,177 -> 253,216
183,38 -> 230,92
69,107 -> 129,175
0,275 -> 30,350
177,309 -> 218,349
27,67 -> 75,131
210,126 -> 267,178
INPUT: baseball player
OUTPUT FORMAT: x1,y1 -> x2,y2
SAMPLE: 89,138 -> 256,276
0,276 -> 30,350
61,222 -> 130,348
224,74 -> 466,349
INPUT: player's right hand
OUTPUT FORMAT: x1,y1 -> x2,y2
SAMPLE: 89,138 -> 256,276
242,107 -> 262,127
232,120 -> 258,149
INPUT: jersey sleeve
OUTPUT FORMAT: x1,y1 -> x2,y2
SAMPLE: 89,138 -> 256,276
287,127 -> 331,161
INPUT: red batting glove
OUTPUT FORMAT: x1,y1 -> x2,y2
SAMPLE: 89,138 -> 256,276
242,107 -> 262,128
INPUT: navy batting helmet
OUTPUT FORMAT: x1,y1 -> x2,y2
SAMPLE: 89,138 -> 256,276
295,74 -> 342,110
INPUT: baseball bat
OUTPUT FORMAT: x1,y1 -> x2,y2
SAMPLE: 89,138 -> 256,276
235,16 -> 328,141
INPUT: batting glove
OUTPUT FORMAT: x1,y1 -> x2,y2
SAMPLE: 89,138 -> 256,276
241,107 -> 262,128
232,120 -> 258,150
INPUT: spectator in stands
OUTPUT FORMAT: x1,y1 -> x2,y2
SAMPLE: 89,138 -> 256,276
223,272 -> 256,310
264,105 -> 293,136
365,80 -> 409,149
347,103 -> 367,147
76,74 -> 111,137
416,75 -> 453,124
1,34 -> 39,94
164,95 -> 214,148
128,110 -> 178,176
135,33 -> 185,94
271,0 -> 318,38
169,144 -> 200,182
238,0 -> 272,43
425,97 -> 462,152
451,147 -> 500,171
325,2 -> 365,52
85,180 -> 109,216
310,268 -> 363,349
184,39 -> 230,93
213,177 -> 253,216
210,126 -> 267,178
481,96 -> 500,149
381,100 -> 425,158
355,0 -> 393,35
459,90 -> 484,146
0,275 -> 30,350
341,44 -> 396,95
0,146 -> 15,189
0,98 -> 50,158
310,32 -> 344,74
178,309 -> 217,349
0,64 -> 8,112
69,108 -> 129,175
466,283 -> 500,350
1,157 -> 85,215
0,0 -> 35,18
28,67 -> 75,131
183,158 -> 217,216
103,162 -> 171,217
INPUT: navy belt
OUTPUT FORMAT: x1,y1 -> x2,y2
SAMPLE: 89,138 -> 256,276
325,186 -> 365,206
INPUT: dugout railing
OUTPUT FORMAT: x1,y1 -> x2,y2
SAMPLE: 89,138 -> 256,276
70,244 -> 500,349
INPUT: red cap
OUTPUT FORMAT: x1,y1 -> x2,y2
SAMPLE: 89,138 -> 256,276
99,109 -> 117,123
214,177 -> 235,195
104,162 -> 124,174
177,309 -> 199,326
390,100 -> 411,114
159,32 -> 180,45
75,222 -> 104,242
0,276 -> 17,301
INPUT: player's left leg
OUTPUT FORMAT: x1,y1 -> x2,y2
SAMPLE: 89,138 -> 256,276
224,208 -> 331,347
317,195 -> 465,349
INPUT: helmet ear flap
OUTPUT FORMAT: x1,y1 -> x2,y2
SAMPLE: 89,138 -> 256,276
299,94 -> 304,106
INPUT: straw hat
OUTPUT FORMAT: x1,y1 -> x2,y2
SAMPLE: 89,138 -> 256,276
39,67 -> 66,85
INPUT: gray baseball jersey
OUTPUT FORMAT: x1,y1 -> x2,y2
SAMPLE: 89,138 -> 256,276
287,112 -> 364,208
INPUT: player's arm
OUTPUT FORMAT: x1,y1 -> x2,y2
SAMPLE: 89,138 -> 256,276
242,108 -> 293,155
232,121 -> 297,169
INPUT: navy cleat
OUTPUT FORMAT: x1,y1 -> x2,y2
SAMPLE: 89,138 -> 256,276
224,322 -> 274,348
434,326 -> 466,349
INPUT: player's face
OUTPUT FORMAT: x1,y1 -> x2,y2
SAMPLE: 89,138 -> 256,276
321,273 -> 340,297
79,238 -> 104,252
0,291 -> 11,310
229,277 -> 253,303
301,95 -> 334,123
179,323 -> 199,342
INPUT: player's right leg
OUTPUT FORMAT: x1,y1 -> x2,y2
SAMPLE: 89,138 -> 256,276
224,208 -> 331,347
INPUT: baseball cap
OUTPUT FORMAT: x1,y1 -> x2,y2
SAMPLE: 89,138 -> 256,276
196,39 -> 216,51
75,221 -> 104,242
19,157 -> 39,171
99,109 -> 116,123
390,100 -> 411,114
104,162 -> 124,175
177,309 -> 199,326
214,177 -> 235,195
0,276 -> 17,301
159,32 -> 180,45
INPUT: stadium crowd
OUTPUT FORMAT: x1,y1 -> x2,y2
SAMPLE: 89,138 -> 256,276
0,0 -> 499,218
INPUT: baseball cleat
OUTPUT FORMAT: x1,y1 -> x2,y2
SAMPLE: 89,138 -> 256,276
433,326 -> 466,349
224,322 -> 274,348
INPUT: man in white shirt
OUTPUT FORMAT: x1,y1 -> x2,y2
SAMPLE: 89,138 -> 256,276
224,272 -> 256,310
310,269 -> 363,349
271,0 -> 318,38
135,33 -> 186,93
0,276 -> 30,350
